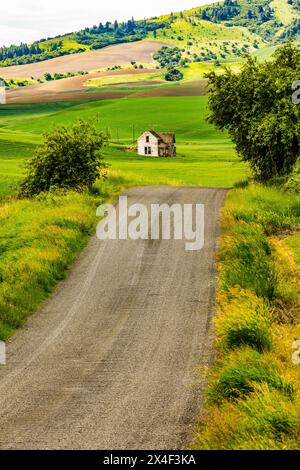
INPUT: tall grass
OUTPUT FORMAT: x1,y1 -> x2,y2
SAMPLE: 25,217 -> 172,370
0,177 -> 125,341
208,348 -> 295,404
215,289 -> 273,353
193,183 -> 300,450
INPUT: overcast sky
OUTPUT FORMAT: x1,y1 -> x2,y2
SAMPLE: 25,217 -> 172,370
0,0 -> 218,47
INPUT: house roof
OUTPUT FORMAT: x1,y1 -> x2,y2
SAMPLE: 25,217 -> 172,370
159,133 -> 175,144
148,129 -> 162,140
141,130 -> 175,144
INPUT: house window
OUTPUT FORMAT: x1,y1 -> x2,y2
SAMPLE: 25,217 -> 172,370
144,147 -> 152,155
146,135 -> 150,143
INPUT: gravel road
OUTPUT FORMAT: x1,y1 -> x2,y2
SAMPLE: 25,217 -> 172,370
0,186 -> 227,450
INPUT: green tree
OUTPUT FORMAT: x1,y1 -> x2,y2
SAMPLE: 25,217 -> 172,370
19,120 -> 108,197
165,68 -> 183,81
43,72 -> 52,81
205,42 -> 300,181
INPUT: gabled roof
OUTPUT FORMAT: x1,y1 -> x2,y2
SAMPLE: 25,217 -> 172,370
148,129 -> 162,140
159,133 -> 175,144
140,130 -> 175,144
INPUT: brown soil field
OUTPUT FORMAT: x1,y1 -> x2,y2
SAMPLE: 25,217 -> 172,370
0,41 -> 167,79
6,68 -> 160,103
6,59 -> 208,104
7,77 -> 208,104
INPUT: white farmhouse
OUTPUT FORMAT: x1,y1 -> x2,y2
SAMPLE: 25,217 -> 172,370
137,130 -> 176,157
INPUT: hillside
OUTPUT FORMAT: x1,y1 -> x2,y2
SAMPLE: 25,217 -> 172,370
0,0 -> 299,70
150,0 -> 299,60
0,41 -> 165,79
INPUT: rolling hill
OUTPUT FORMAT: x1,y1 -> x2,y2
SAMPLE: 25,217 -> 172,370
0,41 -> 166,79
0,0 -> 299,72
0,0 -> 299,104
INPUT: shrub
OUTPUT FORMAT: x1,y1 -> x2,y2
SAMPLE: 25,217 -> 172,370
208,349 -> 295,404
153,46 -> 182,67
165,68 -> 183,82
234,179 -> 249,189
216,289 -> 273,353
43,72 -> 52,81
19,120 -> 108,197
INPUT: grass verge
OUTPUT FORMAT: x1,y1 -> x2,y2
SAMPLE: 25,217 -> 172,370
0,176 -> 126,341
192,183 -> 300,450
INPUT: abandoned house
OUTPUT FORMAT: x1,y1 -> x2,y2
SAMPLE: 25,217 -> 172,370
137,130 -> 176,157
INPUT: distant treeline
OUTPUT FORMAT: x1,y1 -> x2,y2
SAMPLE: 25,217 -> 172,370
198,0 -> 274,24
0,1 -> 298,68
197,0 -> 284,42
43,71 -> 88,81
0,17 -> 169,67
0,42 -> 44,60
0,77 -> 34,88
75,18 -> 168,49
0,40 -> 86,67
199,0 -> 241,22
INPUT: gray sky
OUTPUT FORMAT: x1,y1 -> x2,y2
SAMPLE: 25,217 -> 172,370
0,0 -> 217,47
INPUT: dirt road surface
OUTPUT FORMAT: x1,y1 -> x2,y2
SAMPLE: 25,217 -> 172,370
0,186 -> 227,450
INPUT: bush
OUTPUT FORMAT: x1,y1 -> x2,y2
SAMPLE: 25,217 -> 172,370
165,68 -> 184,82
216,289 -> 273,353
43,72 -> 52,81
208,349 -> 295,404
153,46 -> 182,67
19,120 -> 108,197
234,179 -> 249,189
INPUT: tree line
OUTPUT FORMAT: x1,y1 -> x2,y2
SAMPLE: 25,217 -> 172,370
199,0 -> 274,24
0,17 -> 169,66
0,41 -> 63,61
75,18 -> 168,49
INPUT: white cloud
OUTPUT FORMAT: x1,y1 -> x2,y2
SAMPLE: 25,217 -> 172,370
0,0 -> 218,46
